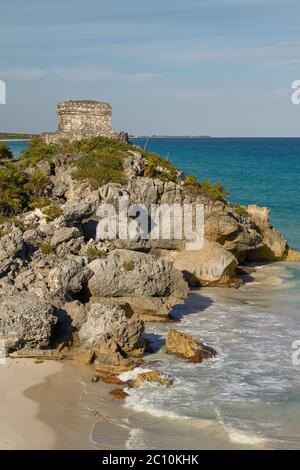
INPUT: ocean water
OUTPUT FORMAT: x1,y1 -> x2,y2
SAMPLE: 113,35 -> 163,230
3,139 -> 29,157
6,138 -> 300,449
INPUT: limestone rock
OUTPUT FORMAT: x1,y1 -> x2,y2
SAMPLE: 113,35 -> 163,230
166,329 -> 217,363
0,292 -> 57,351
202,199 -> 262,256
51,226 -> 81,247
10,348 -> 64,360
47,259 -> 92,294
127,369 -> 174,388
98,372 -> 125,385
73,348 -> 95,365
173,240 -> 239,287
61,203 -> 95,227
246,204 -> 288,260
109,389 -> 129,400
93,334 -> 136,374
0,229 -> 24,262
62,300 -> 87,329
79,301 -> 144,353
88,249 -> 188,300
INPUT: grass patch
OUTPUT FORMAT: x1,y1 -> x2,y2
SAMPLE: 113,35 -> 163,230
85,247 -> 103,257
122,260 -> 135,271
42,204 -> 62,222
143,152 -> 178,182
183,175 -> 228,203
234,204 -> 249,218
39,241 -> 55,255
29,197 -> 51,209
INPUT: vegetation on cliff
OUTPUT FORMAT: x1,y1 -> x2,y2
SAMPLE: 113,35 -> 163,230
183,174 -> 228,203
0,135 -> 231,221
0,142 -> 13,160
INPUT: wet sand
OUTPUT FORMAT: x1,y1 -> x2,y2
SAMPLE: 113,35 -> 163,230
25,361 -> 100,450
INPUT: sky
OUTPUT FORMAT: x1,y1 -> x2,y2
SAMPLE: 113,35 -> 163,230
0,0 -> 300,136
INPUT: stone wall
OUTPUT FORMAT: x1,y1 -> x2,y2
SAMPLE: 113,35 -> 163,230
42,100 -> 127,143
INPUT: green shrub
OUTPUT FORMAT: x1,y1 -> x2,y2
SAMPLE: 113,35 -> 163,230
0,164 -> 28,216
122,260 -> 135,271
0,142 -> 13,160
39,241 -> 55,254
183,175 -> 228,203
143,153 -> 178,182
20,137 -> 59,166
72,149 -> 127,188
85,247 -> 103,258
24,170 -> 50,197
29,197 -> 51,209
42,204 -> 62,222
234,204 -> 249,218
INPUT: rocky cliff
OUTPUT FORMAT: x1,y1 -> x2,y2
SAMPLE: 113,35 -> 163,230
0,133 -> 289,372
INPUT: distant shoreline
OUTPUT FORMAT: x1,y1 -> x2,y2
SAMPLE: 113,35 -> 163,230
0,139 -> 31,142
130,135 -> 212,139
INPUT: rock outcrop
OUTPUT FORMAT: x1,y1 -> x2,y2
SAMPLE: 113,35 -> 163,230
87,249 -> 188,320
172,240 -> 239,287
0,292 -> 57,351
166,329 -> 217,363
246,204 -> 288,261
79,301 -> 144,353
72,300 -> 144,373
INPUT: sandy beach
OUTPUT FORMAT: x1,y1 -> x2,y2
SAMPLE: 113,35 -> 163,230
0,359 -> 103,450
0,359 -> 62,449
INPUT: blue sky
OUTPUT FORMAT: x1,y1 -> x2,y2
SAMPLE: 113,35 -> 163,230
0,0 -> 300,136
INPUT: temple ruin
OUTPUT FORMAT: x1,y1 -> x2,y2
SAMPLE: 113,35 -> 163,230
42,100 -> 127,143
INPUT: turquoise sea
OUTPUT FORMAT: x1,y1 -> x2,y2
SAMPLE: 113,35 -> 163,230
6,138 -> 300,449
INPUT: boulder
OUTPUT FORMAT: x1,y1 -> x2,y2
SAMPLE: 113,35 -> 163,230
173,240 -> 239,287
0,229 -> 24,262
88,249 -> 188,300
98,372 -> 125,385
79,301 -> 143,353
0,292 -> 57,351
73,348 -> 95,365
201,199 -> 262,256
127,369 -> 174,388
93,334 -> 136,374
109,389 -> 129,400
246,204 -> 288,260
50,226 -> 82,247
61,203 -> 95,227
166,329 -> 216,363
47,259 -> 92,294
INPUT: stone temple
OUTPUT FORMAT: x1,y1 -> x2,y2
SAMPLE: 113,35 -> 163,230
42,100 -> 127,143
